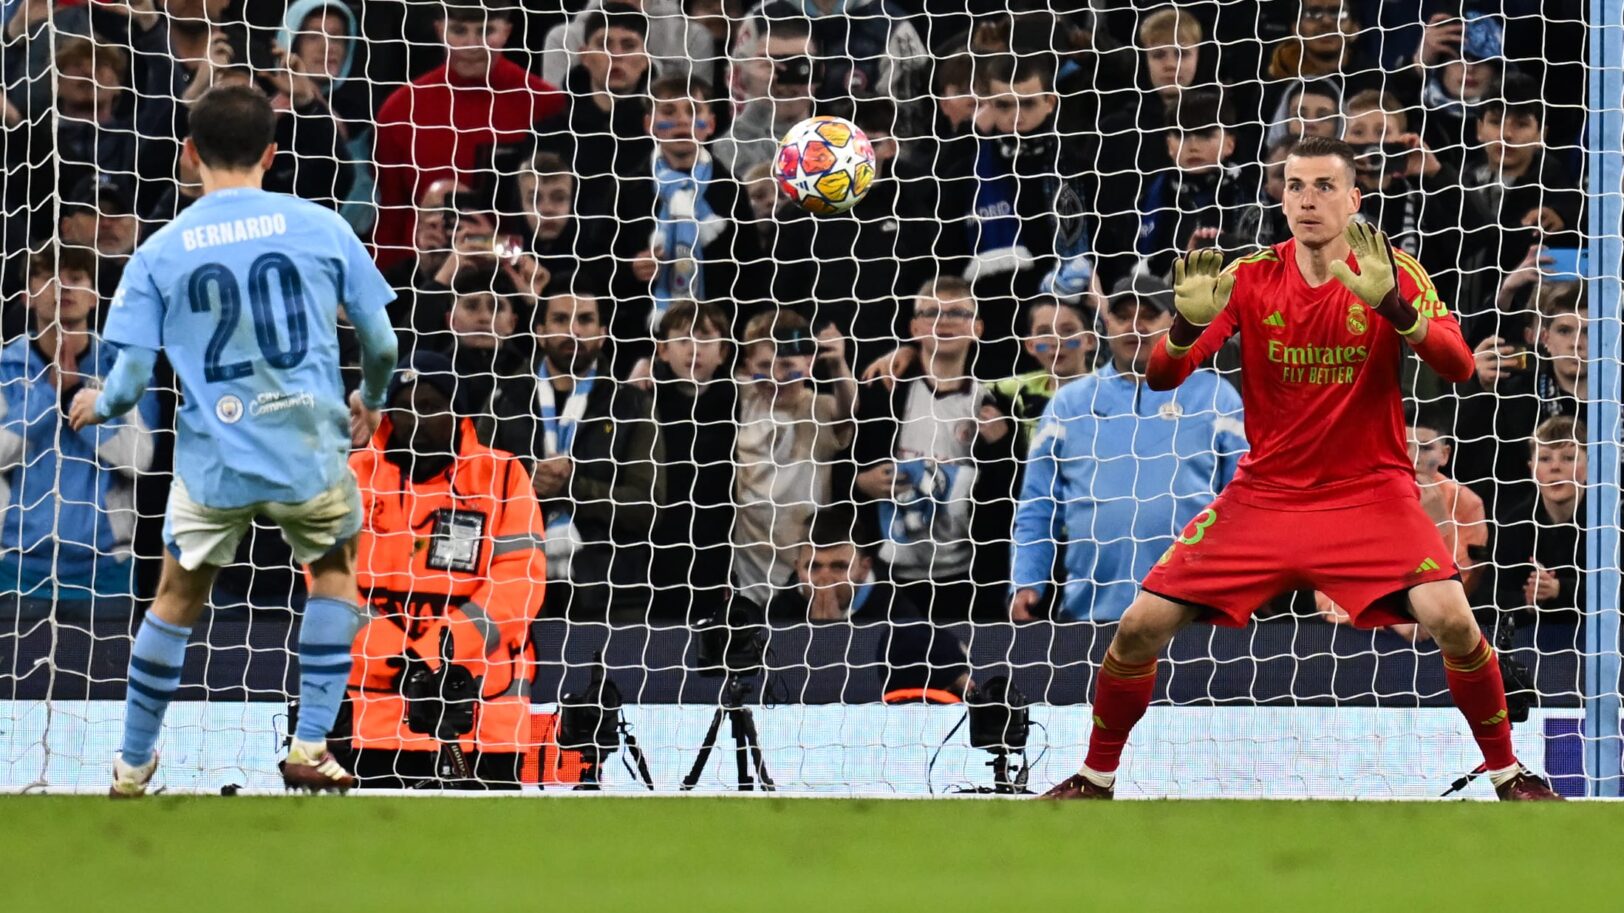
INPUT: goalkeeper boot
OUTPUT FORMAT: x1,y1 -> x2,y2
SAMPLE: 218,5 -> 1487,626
1495,766 -> 1563,802
282,740 -> 356,793
1039,772 -> 1114,801
109,753 -> 158,799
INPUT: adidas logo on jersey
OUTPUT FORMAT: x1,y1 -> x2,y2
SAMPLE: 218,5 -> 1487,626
1412,557 -> 1441,575
1264,311 -> 1286,328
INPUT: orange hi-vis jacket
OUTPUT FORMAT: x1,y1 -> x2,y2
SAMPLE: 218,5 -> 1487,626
347,417 -> 546,754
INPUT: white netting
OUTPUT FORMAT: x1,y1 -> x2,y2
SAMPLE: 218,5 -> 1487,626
0,0 -> 1616,797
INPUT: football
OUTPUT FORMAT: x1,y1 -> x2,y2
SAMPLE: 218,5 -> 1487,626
773,115 -> 877,215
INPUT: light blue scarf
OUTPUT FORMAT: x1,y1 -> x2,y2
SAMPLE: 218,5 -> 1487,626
652,148 -> 718,320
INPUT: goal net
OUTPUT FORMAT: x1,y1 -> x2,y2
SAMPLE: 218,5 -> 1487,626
1,0 -> 1617,798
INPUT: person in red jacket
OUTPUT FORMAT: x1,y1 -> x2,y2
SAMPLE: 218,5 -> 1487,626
372,0 -> 563,269
344,351 -> 546,788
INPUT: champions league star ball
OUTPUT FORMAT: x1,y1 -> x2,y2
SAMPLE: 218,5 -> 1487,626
774,115 -> 877,215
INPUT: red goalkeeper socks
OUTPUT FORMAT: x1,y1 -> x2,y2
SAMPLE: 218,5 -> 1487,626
1442,635 -> 1518,771
1082,652 -> 1159,774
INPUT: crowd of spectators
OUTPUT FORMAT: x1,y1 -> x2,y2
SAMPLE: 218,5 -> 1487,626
0,1 -> 1594,651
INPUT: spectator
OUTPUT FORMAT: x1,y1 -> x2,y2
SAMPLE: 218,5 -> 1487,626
1339,88 -> 1476,328
1409,412 -> 1490,598
50,36 -> 136,205
943,52 -> 1090,371
741,160 -> 782,253
540,0 -> 717,88
986,296 -> 1096,454
1261,79 -> 1343,152
0,246 -> 155,618
713,11 -> 820,180
1457,281 -> 1587,515
852,277 -> 1010,620
140,141 -> 204,239
1093,4 -> 1205,210
732,0 -> 928,133
373,0 -> 564,269
430,266 -> 527,418
1461,71 -> 1584,298
509,150 -> 611,292
1259,2 -> 1384,114
769,99 -> 932,370
124,0 -> 231,217
1478,415 -> 1586,627
1132,89 -> 1266,279
1318,408 -> 1490,636
488,286 -> 663,620
277,0 -> 368,127
648,302 -> 737,622
614,78 -> 760,365
345,351 -> 546,788
1250,137 -> 1294,246
534,5 -> 654,209
794,511 -> 915,623
1009,275 -> 1245,622
731,311 -> 855,611
59,176 -> 138,298
382,178 -> 473,336
878,620 -> 970,704
1415,12 -> 1503,166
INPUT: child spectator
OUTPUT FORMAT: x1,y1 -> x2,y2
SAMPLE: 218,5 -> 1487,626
1340,88 -> 1476,329
432,267 -> 526,418
373,0 -> 563,268
614,78 -> 759,364
0,246 -> 155,617
1478,416 -> 1586,627
852,277 -> 1010,620
534,5 -> 654,210
731,310 -> 855,611
1132,89 -> 1265,279
1458,282 -> 1587,516
509,151 -> 610,293
648,302 -> 738,622
1416,12 -> 1502,167
714,11 -> 820,181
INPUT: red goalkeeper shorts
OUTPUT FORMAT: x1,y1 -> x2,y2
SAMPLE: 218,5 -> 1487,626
1139,492 -> 1461,629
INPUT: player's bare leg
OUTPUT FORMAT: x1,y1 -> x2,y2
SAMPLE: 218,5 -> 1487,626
111,555 -> 218,797
1408,580 -> 1561,801
1042,592 -> 1201,800
281,538 -> 365,793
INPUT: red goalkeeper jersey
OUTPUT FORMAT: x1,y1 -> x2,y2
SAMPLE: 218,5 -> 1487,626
1147,238 -> 1474,510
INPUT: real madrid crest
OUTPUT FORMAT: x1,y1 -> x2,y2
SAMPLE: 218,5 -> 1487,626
1346,303 -> 1369,335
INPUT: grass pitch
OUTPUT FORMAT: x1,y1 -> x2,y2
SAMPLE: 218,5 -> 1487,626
2,796 -> 1617,912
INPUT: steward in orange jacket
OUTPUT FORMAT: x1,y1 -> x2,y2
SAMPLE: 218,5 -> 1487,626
345,352 -> 546,788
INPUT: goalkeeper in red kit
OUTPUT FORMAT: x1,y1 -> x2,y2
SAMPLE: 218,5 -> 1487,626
1042,136 -> 1561,801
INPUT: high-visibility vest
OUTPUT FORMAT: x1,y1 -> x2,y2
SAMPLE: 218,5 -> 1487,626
346,417 -> 547,754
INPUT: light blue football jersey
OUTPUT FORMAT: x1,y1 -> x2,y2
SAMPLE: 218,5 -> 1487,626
103,188 -> 394,509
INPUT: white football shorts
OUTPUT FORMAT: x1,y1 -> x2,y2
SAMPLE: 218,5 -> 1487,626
163,474 -> 362,570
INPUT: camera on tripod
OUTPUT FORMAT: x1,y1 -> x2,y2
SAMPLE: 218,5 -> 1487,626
1493,612 -> 1536,724
400,627 -> 481,782
557,652 -> 653,790
682,593 -> 775,791
961,675 -> 1032,794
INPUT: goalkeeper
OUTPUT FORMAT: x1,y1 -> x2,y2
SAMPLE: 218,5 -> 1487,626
1043,136 -> 1560,802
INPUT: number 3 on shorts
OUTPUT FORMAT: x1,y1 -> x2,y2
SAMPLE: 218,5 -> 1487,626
1176,508 -> 1218,546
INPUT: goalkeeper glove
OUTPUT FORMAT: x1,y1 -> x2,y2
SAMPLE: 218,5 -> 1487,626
1171,249 -> 1235,327
1327,222 -> 1423,336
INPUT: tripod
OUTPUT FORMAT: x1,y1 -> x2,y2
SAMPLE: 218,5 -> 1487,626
681,673 -> 774,791
575,720 -> 656,791
949,748 -> 1033,795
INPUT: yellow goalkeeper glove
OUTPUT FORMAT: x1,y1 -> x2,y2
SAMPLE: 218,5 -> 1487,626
1171,249 -> 1235,328
1327,221 -> 1398,309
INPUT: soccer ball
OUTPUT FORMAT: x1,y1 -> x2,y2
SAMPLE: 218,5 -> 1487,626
774,115 -> 876,215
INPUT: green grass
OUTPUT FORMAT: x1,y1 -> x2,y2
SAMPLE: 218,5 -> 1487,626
1,797 -> 1618,912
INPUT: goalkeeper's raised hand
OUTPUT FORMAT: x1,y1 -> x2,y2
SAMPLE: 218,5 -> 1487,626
1171,249 -> 1235,327
1327,221 -> 1423,336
